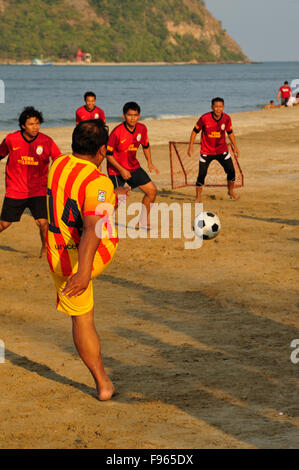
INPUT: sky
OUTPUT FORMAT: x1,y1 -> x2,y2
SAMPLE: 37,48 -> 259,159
205,0 -> 299,61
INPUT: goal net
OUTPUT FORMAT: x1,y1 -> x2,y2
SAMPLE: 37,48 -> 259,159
169,142 -> 244,190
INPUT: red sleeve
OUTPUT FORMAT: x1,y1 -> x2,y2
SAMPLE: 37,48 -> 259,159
0,137 -> 9,159
194,116 -> 203,133
76,109 -> 81,125
142,126 -> 149,148
107,129 -> 118,155
226,116 -> 233,134
50,139 -> 62,161
99,109 -> 106,123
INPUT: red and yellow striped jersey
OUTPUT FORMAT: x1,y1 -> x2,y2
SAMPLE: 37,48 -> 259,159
46,154 -> 118,278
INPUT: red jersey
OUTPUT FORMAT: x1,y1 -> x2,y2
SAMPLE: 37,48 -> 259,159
0,130 -> 61,199
75,105 -> 106,125
106,122 -> 149,175
279,86 -> 291,98
193,112 -> 233,155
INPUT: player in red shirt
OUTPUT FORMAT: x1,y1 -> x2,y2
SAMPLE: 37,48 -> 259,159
0,106 -> 62,257
106,102 -> 159,227
188,97 -> 240,201
76,91 -> 106,125
276,81 -> 292,107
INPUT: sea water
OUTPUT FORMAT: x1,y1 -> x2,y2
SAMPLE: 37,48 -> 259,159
0,61 -> 298,130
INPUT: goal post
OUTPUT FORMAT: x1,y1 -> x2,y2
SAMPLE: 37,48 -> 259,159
169,142 -> 244,190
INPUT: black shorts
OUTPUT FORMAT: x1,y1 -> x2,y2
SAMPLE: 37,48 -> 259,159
281,97 -> 289,106
196,152 -> 236,187
109,167 -> 151,189
0,196 -> 47,222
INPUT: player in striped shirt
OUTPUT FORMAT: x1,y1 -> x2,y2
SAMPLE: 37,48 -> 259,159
188,97 -> 240,201
46,119 -> 129,401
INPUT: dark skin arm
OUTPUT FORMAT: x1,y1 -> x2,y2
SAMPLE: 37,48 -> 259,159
62,214 -> 101,298
62,187 -> 130,298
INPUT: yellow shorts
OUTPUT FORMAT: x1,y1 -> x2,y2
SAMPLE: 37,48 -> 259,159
51,272 -> 94,316
50,242 -> 117,316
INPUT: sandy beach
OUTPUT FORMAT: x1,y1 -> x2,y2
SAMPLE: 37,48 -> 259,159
0,106 -> 298,449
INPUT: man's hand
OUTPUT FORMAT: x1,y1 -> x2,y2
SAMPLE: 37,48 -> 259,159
187,146 -> 193,157
148,162 -> 159,174
114,186 -> 131,204
232,147 -> 240,159
62,272 -> 90,298
120,168 -> 131,180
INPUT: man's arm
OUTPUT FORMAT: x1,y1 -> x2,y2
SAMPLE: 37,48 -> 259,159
106,154 -> 131,180
50,140 -> 62,161
227,132 -> 240,158
61,214 -> 101,297
277,89 -> 281,102
142,146 -> 159,174
187,130 -> 199,157
0,138 -> 9,160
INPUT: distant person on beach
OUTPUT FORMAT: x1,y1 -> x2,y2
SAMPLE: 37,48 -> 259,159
187,97 -> 240,201
277,81 -> 292,107
0,106 -> 61,258
263,100 -> 276,109
46,119 -> 130,401
106,101 -> 159,228
286,92 -> 299,107
76,91 -> 106,125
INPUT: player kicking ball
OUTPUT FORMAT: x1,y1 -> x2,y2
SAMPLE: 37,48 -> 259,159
47,119 -> 130,401
106,102 -> 159,228
188,97 -> 240,201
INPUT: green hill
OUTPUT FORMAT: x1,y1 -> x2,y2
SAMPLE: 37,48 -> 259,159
0,0 -> 249,63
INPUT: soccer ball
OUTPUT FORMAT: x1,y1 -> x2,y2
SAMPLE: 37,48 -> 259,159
194,211 -> 221,240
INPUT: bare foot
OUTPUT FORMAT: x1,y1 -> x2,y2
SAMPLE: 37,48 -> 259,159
228,191 -> 240,200
97,378 -> 115,401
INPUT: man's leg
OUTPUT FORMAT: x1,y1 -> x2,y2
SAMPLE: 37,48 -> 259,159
71,309 -> 115,401
35,218 -> 48,258
0,220 -> 12,232
195,186 -> 203,203
218,154 -> 240,200
227,181 -> 240,200
0,197 -> 24,233
195,156 -> 209,202
138,181 -> 157,227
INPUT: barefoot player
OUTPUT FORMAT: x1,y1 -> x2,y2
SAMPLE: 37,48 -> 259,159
106,101 -> 159,227
188,97 -> 240,201
0,106 -> 61,257
46,119 -> 129,401
76,91 -> 106,125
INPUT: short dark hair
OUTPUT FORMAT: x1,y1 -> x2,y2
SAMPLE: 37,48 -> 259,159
211,97 -> 224,105
72,119 -> 109,156
123,101 -> 141,115
18,106 -> 44,128
284,81 -> 289,85
84,91 -> 96,100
